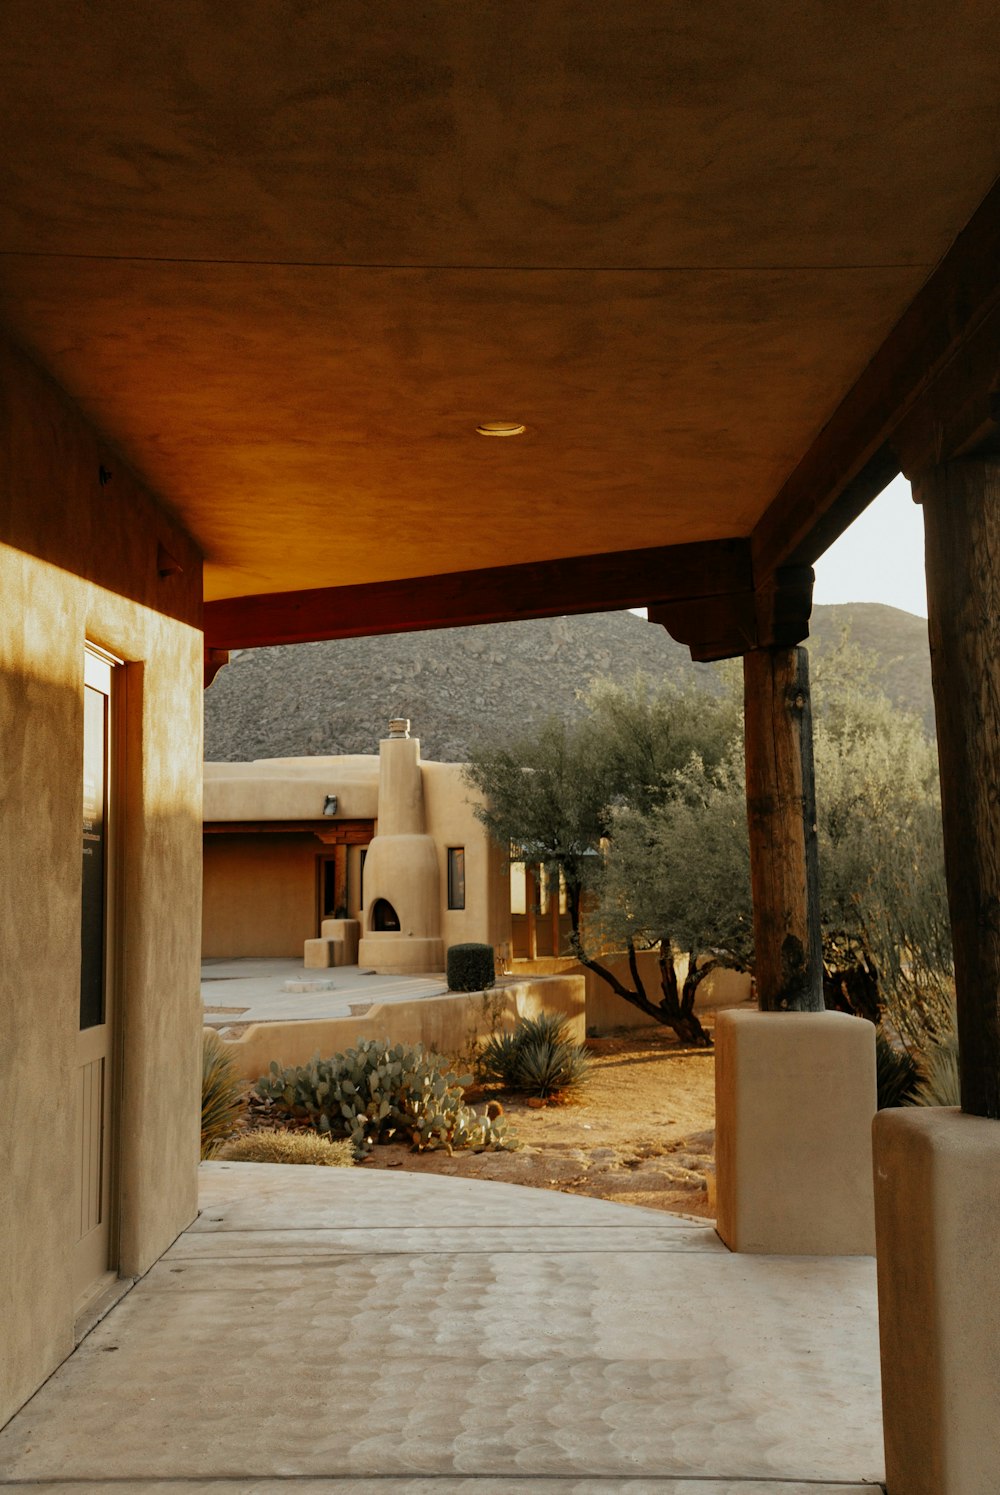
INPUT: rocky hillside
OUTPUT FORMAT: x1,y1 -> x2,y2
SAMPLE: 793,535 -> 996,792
205,603 -> 932,764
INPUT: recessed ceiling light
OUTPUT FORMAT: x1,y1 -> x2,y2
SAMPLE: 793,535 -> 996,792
476,420 -> 526,437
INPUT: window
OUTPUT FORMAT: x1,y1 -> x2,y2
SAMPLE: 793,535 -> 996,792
509,861 -> 526,915
447,847 -> 466,910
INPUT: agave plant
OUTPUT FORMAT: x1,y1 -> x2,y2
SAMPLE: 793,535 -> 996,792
476,1010 -> 592,1099
875,1029 -> 920,1109
201,1029 -> 247,1157
913,1032 -> 961,1108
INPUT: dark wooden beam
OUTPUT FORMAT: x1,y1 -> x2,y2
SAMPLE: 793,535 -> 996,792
204,647 -> 230,689
753,175 -> 1000,578
203,539 -> 752,650
650,564 -> 814,662
918,457 -> 1000,1118
204,820 -> 373,844
893,295 -> 1000,478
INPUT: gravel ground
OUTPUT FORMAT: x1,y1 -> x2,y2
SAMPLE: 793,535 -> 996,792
356,1028 -> 718,1219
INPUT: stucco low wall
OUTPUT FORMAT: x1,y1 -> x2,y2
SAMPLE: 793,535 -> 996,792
514,950 -> 753,1034
215,973 -> 586,1082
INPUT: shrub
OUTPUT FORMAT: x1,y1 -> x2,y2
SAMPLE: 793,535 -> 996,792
478,1011 -> 592,1098
876,1030 -> 921,1109
447,943 -> 495,992
218,1130 -> 354,1166
913,1032 -> 961,1108
201,1029 -> 247,1158
255,1038 -> 516,1154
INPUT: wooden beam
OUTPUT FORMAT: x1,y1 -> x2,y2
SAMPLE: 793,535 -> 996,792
204,647 -> 230,690
893,295 -> 1000,478
917,457 -> 1000,1118
204,820 -> 373,844
203,539 -> 752,650
743,646 -> 824,1012
752,176 -> 1000,578
650,564 -> 814,663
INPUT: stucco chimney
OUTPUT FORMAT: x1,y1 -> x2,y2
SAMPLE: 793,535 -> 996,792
356,721 -> 443,974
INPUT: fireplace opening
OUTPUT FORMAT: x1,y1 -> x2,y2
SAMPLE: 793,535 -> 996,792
371,898 -> 401,932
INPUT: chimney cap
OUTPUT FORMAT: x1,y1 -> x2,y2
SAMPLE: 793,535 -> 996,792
388,718 -> 411,739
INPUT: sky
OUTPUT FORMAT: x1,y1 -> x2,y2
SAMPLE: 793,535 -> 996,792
812,473 -> 926,617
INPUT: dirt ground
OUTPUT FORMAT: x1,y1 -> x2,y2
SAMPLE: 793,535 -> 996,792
355,1026 -> 718,1219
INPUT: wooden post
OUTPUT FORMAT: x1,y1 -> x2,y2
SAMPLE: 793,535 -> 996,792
334,843 -> 348,914
917,457 -> 1000,1118
525,865 -> 538,961
743,645 -> 824,1011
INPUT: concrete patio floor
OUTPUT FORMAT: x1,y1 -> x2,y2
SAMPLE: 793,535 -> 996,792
0,1164 -> 885,1493
201,957 -> 449,1027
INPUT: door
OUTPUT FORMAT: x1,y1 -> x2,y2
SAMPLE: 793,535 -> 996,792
74,646 -> 120,1308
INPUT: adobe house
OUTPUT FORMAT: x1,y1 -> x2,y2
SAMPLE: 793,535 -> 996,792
2,9 -> 999,1490
203,719 -> 512,971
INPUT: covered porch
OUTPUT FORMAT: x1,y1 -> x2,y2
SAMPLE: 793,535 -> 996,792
2,6 -> 1000,1491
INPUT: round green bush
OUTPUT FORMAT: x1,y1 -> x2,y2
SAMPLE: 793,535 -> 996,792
447,942 -> 495,992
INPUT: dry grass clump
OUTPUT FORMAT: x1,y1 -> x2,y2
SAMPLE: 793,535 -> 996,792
201,1029 -> 247,1158
218,1129 -> 354,1167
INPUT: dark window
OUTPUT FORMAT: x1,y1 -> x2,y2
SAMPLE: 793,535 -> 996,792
359,848 -> 367,908
447,847 -> 466,910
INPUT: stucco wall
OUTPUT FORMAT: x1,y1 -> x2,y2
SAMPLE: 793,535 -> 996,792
421,761 -> 512,957
0,334 -> 203,1428
203,834 -> 322,957
215,972 -> 586,1081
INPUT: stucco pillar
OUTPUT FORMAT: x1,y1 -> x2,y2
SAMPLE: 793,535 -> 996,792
871,459 -> 1000,1494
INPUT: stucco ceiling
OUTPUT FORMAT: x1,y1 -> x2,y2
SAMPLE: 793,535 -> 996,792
0,1 -> 998,600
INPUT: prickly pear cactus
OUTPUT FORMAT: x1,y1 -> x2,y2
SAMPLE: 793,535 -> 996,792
255,1038 -> 517,1154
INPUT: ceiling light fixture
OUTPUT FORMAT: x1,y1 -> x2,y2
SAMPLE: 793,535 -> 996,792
476,420 -> 525,437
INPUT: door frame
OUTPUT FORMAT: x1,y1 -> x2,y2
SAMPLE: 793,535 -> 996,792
75,642 -> 126,1316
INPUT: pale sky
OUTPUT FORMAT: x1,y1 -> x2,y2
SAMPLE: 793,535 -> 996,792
812,473 -> 927,618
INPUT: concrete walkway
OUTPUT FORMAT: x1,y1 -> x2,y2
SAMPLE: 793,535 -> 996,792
0,1165 -> 885,1493
202,958 -> 449,1028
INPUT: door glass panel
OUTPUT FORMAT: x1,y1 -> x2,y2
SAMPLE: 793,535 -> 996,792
80,683 -> 107,1030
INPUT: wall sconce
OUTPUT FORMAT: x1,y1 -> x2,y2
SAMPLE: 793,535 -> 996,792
323,794 -> 338,816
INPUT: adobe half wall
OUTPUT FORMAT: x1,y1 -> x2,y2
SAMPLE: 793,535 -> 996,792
0,333 -> 204,1428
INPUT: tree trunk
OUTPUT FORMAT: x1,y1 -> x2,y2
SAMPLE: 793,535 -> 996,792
568,929 -> 714,1046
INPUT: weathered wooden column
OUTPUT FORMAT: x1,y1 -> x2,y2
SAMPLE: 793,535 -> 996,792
715,638 -> 875,1253
743,645 -> 824,1011
873,457 -> 1000,1495
919,457 -> 1000,1117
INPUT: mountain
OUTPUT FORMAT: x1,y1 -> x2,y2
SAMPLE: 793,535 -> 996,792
204,603 -> 933,764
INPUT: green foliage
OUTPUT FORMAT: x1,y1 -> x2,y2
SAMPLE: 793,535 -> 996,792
255,1038 -> 517,1154
201,1029 -> 246,1159
218,1129 -> 354,1166
584,671 -> 742,816
464,715 -> 613,917
592,747 -> 753,967
447,942 -> 496,992
813,643 -> 953,1050
875,1030 -> 921,1109
466,643 -> 953,1048
478,1011 -> 592,1098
